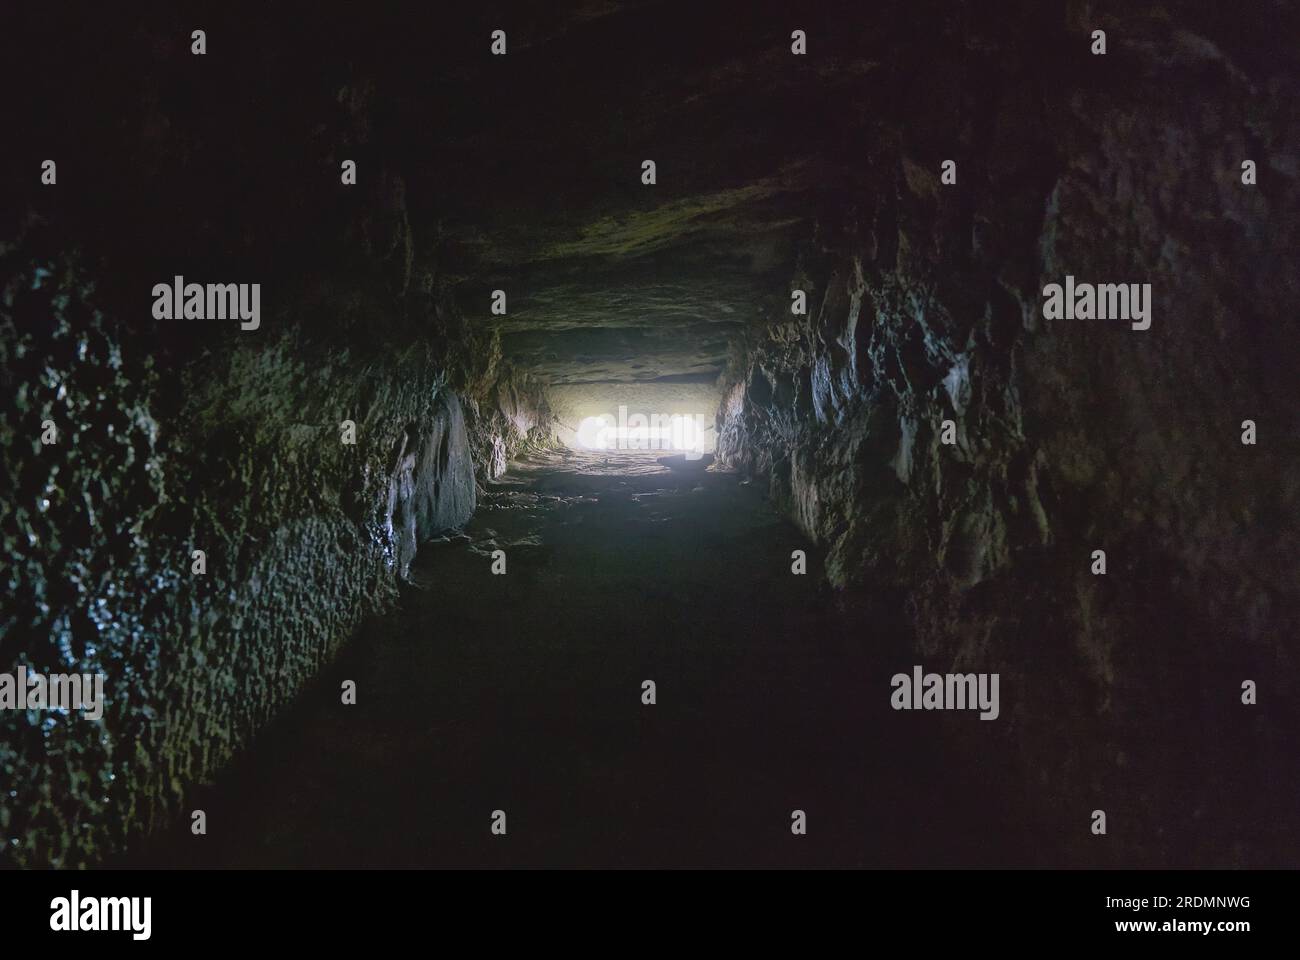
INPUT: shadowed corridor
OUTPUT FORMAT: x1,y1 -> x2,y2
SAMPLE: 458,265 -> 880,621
133,451 -> 1021,868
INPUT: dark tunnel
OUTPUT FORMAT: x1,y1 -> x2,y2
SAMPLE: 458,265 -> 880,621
1,0 -> 1298,877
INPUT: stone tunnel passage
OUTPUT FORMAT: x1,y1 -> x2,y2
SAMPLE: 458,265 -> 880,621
5,1 -> 1298,872
132,449 -> 1022,868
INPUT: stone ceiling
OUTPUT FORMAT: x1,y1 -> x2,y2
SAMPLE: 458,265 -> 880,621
384,0 -> 879,383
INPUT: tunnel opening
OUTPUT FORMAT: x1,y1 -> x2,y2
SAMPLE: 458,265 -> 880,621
573,412 -> 708,455
548,380 -> 723,463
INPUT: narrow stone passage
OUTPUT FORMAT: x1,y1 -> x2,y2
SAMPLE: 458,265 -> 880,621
6,2 -> 1297,883
133,452 -> 1017,868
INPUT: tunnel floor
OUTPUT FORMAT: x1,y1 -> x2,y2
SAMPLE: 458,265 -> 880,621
134,449 -> 1030,868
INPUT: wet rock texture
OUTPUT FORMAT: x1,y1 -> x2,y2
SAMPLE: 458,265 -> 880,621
0,249 -> 548,866
0,11 -> 555,866
3,1 -> 1297,868
716,5 -> 1300,863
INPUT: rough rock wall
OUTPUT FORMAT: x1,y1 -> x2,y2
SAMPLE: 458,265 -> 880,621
716,3 -> 1299,863
0,8 -> 537,866
466,370 -> 557,482
0,247 -> 496,866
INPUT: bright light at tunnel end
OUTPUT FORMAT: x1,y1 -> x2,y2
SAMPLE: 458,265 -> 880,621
575,406 -> 709,456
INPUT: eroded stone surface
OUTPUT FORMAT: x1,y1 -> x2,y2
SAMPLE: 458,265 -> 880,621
3,0 -> 1297,867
